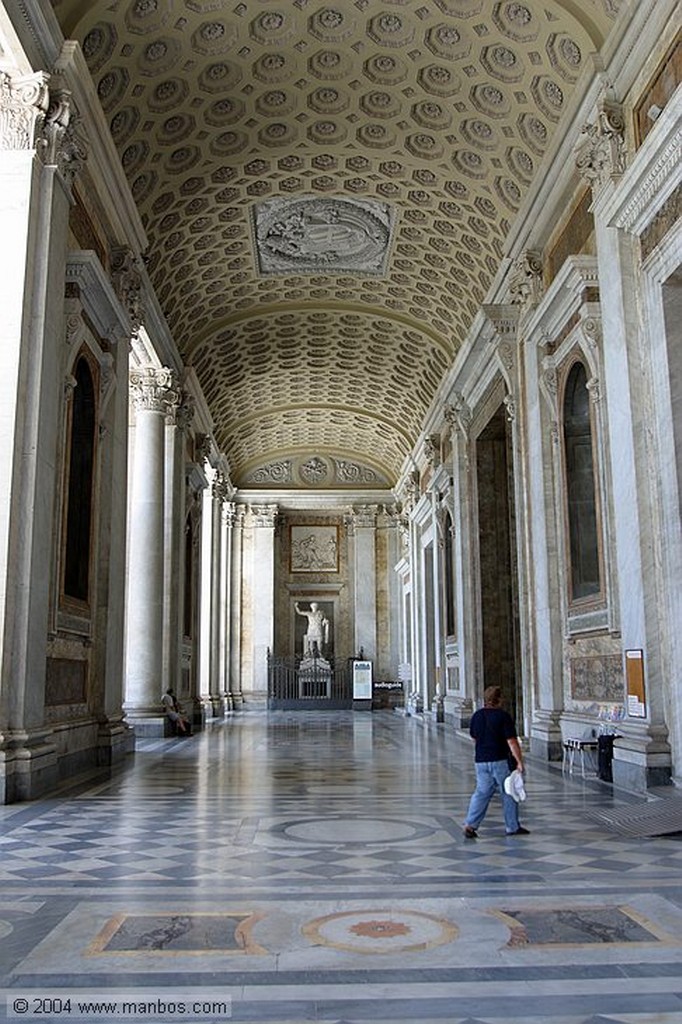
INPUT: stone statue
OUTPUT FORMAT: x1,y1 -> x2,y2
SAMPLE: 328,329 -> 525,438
295,601 -> 329,658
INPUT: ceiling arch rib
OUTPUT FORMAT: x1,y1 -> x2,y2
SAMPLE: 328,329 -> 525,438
49,0 -> 625,487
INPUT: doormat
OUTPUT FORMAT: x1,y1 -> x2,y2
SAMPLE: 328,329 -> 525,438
586,800 -> 682,837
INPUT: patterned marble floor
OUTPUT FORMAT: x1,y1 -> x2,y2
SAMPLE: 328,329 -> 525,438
1,710 -> 681,1024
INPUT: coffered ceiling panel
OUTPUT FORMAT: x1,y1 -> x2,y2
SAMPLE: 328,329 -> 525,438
51,0 -> 623,486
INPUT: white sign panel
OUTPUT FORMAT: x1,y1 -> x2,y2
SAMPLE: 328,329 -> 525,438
352,661 -> 372,700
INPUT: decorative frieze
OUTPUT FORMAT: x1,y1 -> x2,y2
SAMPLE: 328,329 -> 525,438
246,460 -> 293,485
129,366 -> 180,415
0,70 -> 49,151
242,454 -> 384,487
334,459 -> 379,485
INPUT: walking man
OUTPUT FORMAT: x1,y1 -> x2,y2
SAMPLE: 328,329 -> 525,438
463,685 -> 529,838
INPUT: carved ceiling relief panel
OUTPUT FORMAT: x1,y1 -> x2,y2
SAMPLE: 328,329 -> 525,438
49,0 -> 619,483
243,456 -> 389,490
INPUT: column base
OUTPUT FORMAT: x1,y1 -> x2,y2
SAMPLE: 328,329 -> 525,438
0,729 -> 58,804
124,712 -> 169,738
97,719 -> 135,766
611,722 -> 672,793
443,695 -> 473,729
530,710 -> 564,763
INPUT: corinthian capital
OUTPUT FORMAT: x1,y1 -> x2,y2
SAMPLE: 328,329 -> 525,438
0,71 -> 50,151
575,96 -> 626,192
130,366 -> 180,415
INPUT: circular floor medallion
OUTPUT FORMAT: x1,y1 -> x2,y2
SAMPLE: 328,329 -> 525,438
279,816 -> 433,845
303,908 -> 458,954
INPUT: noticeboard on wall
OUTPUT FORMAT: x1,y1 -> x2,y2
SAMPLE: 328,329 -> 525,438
352,660 -> 372,700
625,649 -> 646,718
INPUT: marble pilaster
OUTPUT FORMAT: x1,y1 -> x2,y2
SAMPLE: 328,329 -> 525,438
229,505 -> 246,707
443,398 -> 475,728
197,465 -> 215,717
348,506 -> 378,664
0,71 -> 81,799
163,393 -> 194,701
577,93 -> 672,788
248,504 -> 278,701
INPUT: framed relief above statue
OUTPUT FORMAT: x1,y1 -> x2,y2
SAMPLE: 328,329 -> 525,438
290,525 -> 339,573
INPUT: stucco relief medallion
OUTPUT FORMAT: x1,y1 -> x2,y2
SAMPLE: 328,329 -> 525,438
254,196 -> 394,274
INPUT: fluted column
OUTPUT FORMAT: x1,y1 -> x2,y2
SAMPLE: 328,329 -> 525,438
124,367 -> 180,730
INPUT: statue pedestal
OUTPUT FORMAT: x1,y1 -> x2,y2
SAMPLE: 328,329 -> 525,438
299,656 -> 332,699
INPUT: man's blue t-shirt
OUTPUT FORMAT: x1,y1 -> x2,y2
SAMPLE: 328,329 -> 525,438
469,706 -> 516,762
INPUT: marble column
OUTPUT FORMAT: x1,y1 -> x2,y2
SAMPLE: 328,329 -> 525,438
0,72 -> 84,800
124,366 -> 180,733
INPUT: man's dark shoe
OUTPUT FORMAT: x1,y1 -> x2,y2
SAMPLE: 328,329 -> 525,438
464,826 -> 478,838
507,826 -> 530,835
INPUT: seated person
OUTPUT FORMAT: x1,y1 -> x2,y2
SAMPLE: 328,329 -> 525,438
161,688 -> 191,735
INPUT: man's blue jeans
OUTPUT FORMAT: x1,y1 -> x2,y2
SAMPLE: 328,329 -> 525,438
465,759 -> 520,834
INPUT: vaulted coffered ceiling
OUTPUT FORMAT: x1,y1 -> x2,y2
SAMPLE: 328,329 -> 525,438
50,0 -> 623,488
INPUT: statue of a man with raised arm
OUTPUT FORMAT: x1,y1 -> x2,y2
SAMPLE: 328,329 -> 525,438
295,601 -> 329,657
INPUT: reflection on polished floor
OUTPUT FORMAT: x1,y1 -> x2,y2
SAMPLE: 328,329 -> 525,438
1,710 -> 682,1023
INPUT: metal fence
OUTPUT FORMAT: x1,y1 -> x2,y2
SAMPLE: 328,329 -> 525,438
267,654 -> 352,709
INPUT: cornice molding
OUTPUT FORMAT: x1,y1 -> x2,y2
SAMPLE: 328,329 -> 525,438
66,250 -> 129,342
601,90 -> 682,237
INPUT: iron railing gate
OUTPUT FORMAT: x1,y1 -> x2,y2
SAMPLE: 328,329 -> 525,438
267,653 -> 352,709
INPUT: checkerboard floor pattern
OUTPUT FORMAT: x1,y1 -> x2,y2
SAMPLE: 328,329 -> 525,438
1,711 -> 681,1024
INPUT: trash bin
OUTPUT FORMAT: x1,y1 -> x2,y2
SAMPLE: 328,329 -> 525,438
597,734 -> 616,782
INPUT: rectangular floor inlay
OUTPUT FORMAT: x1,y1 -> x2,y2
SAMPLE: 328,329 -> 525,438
87,912 -> 266,956
493,905 -> 678,947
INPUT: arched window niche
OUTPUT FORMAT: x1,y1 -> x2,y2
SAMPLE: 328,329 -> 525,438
561,358 -> 603,607
62,353 -> 98,609
444,509 -> 455,638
